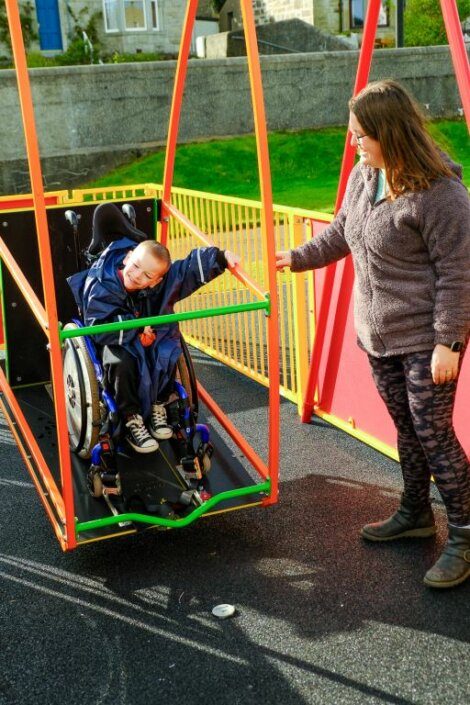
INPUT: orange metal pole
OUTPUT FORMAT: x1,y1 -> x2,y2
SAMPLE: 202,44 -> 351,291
240,0 -> 279,504
0,368 -> 66,525
160,0 -> 199,246
5,0 -> 77,549
440,0 -> 470,132
0,237 -> 49,334
197,382 -> 269,479
165,200 -> 267,300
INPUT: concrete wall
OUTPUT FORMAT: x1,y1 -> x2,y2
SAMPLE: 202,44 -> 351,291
0,45 -> 467,194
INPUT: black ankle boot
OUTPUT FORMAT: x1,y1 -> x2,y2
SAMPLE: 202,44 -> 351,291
424,525 -> 470,589
361,494 -> 436,542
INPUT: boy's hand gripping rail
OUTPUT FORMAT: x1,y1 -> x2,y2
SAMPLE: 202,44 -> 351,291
163,201 -> 268,302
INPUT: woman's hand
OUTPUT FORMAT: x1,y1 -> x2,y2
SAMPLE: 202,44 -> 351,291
275,251 -> 292,271
224,250 -> 241,269
431,344 -> 460,384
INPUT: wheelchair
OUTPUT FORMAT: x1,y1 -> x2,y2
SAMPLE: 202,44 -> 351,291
62,203 -> 213,516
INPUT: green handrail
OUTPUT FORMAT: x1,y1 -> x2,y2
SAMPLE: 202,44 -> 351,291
75,480 -> 270,534
60,299 -> 270,340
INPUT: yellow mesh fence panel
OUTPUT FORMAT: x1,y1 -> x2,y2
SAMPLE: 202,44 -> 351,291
164,187 -> 331,409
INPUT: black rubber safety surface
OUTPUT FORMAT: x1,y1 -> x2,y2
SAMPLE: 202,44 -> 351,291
0,350 -> 469,705
10,385 -> 264,544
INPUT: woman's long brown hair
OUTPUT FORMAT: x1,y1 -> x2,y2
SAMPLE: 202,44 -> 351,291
349,80 -> 454,199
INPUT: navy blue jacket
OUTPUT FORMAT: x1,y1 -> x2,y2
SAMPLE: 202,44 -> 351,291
67,238 -> 227,418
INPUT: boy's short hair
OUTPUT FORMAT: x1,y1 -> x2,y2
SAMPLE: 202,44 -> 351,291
136,240 -> 171,269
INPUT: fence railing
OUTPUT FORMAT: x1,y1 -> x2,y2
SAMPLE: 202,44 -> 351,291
162,186 -> 332,412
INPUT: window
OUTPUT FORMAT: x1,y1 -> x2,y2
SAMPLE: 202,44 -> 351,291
150,0 -> 159,30
124,0 -> 146,30
350,1 -> 389,29
102,0 -> 159,33
103,0 -> 119,32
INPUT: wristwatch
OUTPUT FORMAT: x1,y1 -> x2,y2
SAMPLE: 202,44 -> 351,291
444,341 -> 463,353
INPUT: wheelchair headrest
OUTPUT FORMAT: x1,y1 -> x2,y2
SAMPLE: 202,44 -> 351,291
87,203 -> 148,257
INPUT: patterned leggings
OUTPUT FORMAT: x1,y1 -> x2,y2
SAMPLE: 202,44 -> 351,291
368,349 -> 470,526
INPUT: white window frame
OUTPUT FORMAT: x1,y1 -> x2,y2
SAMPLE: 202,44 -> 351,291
123,0 -> 148,32
103,0 -> 120,33
101,0 -> 161,34
149,0 -> 160,31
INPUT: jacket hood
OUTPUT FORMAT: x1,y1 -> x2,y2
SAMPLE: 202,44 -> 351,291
67,238 -> 135,309
92,237 -> 135,284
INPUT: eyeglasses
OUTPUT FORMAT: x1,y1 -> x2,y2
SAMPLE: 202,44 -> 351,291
353,133 -> 369,145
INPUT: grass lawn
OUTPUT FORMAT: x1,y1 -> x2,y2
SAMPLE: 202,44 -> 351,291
84,120 -> 469,213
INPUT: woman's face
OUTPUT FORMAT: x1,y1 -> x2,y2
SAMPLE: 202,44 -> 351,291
349,111 -> 385,169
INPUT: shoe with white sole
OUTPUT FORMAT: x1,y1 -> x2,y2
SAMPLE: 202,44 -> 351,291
125,414 -> 158,453
149,402 -> 173,441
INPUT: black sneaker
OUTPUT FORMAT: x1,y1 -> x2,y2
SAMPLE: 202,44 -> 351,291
125,414 -> 158,453
149,402 -> 173,440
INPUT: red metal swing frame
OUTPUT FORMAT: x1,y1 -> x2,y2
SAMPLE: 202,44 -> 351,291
301,0 -> 470,451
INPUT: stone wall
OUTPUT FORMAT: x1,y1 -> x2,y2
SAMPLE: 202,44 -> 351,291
252,0 -> 314,26
218,0 -> 395,42
0,0 -> 41,57
219,0 -> 315,33
0,45 -> 467,194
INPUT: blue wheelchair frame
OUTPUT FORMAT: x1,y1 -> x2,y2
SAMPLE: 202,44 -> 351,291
69,319 -> 212,492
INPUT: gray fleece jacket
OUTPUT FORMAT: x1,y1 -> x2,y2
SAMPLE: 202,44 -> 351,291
291,159 -> 470,357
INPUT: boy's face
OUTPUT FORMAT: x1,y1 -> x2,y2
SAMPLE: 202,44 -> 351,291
122,248 -> 169,291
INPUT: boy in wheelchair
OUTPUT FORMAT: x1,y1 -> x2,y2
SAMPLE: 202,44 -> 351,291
67,203 -> 239,455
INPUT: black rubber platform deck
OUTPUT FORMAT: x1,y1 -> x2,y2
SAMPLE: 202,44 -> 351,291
10,385 -> 265,545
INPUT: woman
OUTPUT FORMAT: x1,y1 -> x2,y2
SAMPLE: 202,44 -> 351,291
276,80 -> 470,589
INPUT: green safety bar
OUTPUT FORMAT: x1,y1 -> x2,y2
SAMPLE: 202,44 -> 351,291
75,480 -> 270,534
60,298 -> 270,341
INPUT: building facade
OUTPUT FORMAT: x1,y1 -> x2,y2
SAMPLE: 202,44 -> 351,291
5,0 -> 217,57
219,1 -> 395,45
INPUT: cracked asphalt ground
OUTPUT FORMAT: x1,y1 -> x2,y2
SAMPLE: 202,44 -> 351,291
0,349 -> 468,705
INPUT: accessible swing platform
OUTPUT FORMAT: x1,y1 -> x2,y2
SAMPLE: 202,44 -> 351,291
2,384 -> 265,545
0,197 -> 271,548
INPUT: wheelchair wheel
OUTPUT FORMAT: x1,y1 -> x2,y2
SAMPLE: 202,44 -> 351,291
62,323 -> 101,459
177,336 -> 198,419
